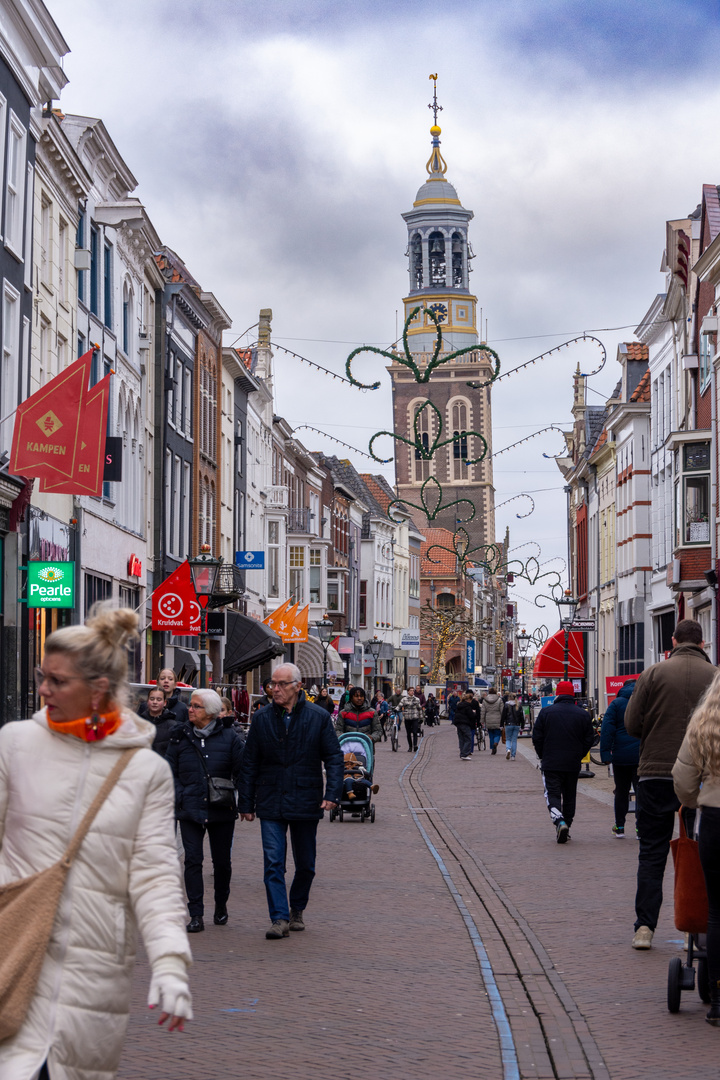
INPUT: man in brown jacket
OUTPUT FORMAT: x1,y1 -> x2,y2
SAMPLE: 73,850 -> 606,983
625,619 -> 715,949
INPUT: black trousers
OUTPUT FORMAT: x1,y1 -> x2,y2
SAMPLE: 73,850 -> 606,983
455,723 -> 474,757
542,770 -> 579,828
612,763 -> 638,829
179,818 -> 235,917
39,1066 -> 50,1080
405,717 -> 420,750
699,806 -> 720,998
634,777 -> 680,931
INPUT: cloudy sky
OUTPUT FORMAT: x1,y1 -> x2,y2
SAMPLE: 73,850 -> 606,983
53,0 -> 720,635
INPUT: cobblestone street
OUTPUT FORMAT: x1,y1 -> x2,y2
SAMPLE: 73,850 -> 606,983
119,724 -> 720,1080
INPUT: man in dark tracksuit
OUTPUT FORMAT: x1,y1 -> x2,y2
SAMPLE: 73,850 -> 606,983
532,680 -> 594,844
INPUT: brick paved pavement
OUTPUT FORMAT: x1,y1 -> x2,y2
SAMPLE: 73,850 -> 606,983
118,725 -> 720,1079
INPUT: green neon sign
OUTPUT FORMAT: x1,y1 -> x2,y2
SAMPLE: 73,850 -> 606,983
27,561 -> 75,608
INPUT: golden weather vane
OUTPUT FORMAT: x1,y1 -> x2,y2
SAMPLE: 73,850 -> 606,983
428,73 -> 443,126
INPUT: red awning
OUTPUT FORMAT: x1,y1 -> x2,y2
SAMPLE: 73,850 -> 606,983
532,629 -> 585,678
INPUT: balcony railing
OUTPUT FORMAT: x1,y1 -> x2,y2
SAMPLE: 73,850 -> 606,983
287,507 -> 313,534
267,485 -> 288,509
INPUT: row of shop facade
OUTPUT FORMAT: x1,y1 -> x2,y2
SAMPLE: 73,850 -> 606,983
559,182 -> 720,711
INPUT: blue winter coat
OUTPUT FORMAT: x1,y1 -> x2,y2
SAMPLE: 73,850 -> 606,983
166,717 -> 245,824
238,692 -> 343,820
599,683 -> 640,766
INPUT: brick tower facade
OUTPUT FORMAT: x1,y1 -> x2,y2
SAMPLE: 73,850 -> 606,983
389,107 -> 495,551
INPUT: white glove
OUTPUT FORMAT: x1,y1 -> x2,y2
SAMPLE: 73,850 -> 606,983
148,954 -> 193,1021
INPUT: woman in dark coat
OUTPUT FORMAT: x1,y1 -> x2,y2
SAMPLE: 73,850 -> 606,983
137,686 -> 176,757
425,694 -> 439,726
315,686 -> 335,714
454,691 -> 479,759
166,687 -> 245,933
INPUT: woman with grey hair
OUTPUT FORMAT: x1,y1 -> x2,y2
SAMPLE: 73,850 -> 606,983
166,687 -> 245,933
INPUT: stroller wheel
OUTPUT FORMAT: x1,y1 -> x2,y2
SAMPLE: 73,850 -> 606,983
329,807 -> 336,822
698,957 -> 711,1004
338,807 -> 344,822
370,804 -> 376,823
667,956 -> 683,1013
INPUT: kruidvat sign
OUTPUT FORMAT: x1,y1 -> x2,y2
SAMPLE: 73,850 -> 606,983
27,561 -> 75,608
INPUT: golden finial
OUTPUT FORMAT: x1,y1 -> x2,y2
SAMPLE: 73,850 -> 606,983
426,75 -> 447,176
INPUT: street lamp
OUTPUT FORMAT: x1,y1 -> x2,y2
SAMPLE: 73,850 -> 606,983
554,591 -> 580,682
364,636 -> 383,696
517,629 -> 532,700
315,616 -> 335,685
189,545 -> 222,689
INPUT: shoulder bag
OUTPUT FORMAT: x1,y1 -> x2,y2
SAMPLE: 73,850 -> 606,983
670,808 -> 708,935
0,747 -> 140,1043
188,736 -> 237,811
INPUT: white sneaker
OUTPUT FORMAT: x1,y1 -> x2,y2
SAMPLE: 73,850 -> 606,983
506,749 -> 511,760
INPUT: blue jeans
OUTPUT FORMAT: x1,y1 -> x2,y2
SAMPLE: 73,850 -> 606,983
504,725 -> 519,758
488,727 -> 502,751
260,818 -> 318,922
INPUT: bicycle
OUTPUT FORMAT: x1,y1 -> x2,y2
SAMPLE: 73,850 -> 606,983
389,709 -> 401,752
476,724 -> 487,751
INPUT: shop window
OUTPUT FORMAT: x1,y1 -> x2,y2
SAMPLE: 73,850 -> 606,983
84,573 -> 112,616
618,623 -> 644,676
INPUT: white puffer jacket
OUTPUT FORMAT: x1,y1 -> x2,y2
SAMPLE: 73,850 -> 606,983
0,710 -> 192,1080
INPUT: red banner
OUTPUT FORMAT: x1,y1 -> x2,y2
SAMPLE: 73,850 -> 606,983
10,350 -> 95,480
38,374 -> 111,496
151,561 -> 197,633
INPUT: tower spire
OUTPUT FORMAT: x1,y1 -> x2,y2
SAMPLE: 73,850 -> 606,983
426,73 -> 447,177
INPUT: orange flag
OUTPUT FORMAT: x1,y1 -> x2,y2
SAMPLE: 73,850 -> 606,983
288,604 -> 309,643
275,603 -> 299,643
263,599 -> 292,631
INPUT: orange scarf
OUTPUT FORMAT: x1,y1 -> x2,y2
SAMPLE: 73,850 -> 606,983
46,708 -> 122,742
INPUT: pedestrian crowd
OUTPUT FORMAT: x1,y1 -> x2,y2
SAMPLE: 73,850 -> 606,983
4,607 -> 720,1079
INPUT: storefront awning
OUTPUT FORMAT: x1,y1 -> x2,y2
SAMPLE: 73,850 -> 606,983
296,638 -> 344,682
223,611 -> 285,674
532,629 -> 585,678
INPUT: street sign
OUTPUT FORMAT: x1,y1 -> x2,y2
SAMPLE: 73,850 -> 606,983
401,630 -> 420,650
561,618 -> 596,632
465,639 -> 476,674
235,550 -> 265,569
27,561 -> 75,608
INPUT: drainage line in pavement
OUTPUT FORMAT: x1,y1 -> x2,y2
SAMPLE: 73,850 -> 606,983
399,758 -> 521,1080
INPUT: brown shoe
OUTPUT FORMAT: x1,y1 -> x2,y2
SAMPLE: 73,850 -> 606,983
266,920 -> 290,939
371,784 -> 379,794
289,909 -> 305,931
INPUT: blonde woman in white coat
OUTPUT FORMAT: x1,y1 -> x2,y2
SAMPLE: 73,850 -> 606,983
0,606 -> 192,1080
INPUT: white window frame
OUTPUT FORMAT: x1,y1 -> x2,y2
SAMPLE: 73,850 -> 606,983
0,94 -> 7,240
1,281 -> 20,449
5,112 -> 26,258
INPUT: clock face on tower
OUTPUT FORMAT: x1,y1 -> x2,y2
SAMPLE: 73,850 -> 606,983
428,303 -> 448,323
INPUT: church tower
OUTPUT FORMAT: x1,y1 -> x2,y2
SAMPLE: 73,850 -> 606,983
389,79 -> 495,552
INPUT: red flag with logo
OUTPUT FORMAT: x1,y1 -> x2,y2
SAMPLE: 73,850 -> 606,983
38,374 -> 111,495
10,350 -> 94,480
151,561 -> 197,633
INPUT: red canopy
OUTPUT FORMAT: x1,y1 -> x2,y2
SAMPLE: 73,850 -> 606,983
532,629 -> 585,678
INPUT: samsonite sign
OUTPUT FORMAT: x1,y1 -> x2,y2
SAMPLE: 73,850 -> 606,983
27,561 -> 75,608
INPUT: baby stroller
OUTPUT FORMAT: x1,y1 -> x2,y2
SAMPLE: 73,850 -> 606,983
667,809 -> 710,1012
329,732 -> 376,824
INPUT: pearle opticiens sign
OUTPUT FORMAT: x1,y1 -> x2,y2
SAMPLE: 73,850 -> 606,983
27,561 -> 75,608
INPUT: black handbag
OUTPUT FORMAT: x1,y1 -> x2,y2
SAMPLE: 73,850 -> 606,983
189,739 -> 237,811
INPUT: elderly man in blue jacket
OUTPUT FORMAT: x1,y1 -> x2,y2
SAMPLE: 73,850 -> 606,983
532,680 -> 595,844
238,662 -> 343,939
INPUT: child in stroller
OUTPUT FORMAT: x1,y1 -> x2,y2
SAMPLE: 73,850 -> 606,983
331,732 -> 378,823
343,752 -> 380,800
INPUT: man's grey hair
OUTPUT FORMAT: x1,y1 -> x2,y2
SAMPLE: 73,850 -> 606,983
275,662 -> 302,684
191,688 -> 223,716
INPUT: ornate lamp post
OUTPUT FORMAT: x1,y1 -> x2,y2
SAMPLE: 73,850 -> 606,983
517,630 -> 532,700
188,545 -> 222,689
554,590 -> 580,682
315,616 -> 335,685
364,636 -> 383,696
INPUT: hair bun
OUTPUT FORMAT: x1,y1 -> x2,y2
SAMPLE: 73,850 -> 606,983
86,603 -> 140,650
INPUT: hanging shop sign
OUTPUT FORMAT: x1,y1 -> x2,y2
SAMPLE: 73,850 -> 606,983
128,554 -> 142,577
27,561 -> 75,608
235,550 -> 265,568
